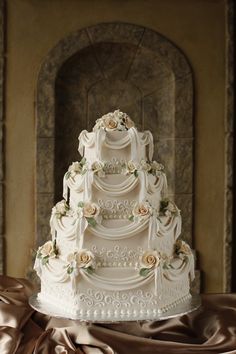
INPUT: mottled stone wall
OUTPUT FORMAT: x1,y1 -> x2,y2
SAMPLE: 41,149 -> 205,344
37,23 -> 193,248
0,0 -> 4,274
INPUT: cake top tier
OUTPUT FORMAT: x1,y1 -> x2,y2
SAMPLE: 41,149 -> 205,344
93,110 -> 135,132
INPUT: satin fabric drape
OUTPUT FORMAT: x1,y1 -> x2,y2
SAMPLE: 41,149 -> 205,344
1,276 -> 236,354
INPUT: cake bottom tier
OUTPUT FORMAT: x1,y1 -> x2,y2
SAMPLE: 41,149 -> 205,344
38,267 -> 192,321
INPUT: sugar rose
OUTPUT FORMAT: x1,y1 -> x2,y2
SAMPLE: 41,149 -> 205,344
40,241 -> 54,257
92,161 -> 105,177
140,160 -> 152,172
127,160 -> 139,173
55,200 -> 68,215
124,116 -> 134,129
151,161 -> 164,171
175,240 -> 191,255
133,202 -> 152,218
104,116 -> 118,130
83,202 -> 100,218
140,250 -> 160,269
76,249 -> 94,268
68,161 -> 83,177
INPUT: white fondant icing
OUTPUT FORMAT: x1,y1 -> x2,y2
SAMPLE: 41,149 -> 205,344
34,110 -> 196,321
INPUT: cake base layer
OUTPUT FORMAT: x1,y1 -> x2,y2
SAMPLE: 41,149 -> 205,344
29,293 -> 201,322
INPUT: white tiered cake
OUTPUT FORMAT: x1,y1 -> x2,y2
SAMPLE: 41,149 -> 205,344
34,110 -> 195,321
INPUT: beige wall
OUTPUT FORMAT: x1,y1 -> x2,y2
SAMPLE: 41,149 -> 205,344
5,0 -> 226,292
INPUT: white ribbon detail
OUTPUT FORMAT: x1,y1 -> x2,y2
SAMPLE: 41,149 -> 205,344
148,215 -> 160,248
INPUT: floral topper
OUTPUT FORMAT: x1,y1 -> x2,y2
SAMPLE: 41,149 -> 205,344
66,249 -> 95,276
93,110 -> 135,131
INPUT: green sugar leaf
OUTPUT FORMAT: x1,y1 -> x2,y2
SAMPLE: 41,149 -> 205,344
84,266 -> 94,275
139,268 -> 150,277
42,256 -> 49,265
67,266 -> 74,274
81,169 -> 87,175
78,201 -> 84,208
80,157 -> 86,166
86,217 -> 97,227
65,171 -> 71,179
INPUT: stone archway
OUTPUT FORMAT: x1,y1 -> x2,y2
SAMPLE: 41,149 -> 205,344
36,23 -> 193,250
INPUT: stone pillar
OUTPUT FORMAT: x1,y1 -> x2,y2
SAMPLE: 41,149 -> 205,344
0,0 -> 5,274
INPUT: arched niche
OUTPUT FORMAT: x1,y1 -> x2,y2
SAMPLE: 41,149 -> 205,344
36,23 -> 193,247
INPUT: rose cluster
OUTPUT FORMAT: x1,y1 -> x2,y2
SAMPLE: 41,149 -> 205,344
121,159 -> 164,177
36,240 -> 58,265
159,199 -> 180,217
77,201 -> 101,227
93,110 -> 135,131
175,239 -> 191,256
66,249 -> 95,275
52,200 -> 70,219
65,158 -> 87,180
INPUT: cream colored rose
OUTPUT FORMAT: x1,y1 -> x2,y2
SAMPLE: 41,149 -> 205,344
104,116 -> 118,130
133,202 -> 152,218
140,250 -> 160,269
40,241 -> 54,257
151,161 -> 164,171
69,161 -> 82,174
76,249 -> 94,268
140,160 -> 151,172
175,240 -> 191,255
165,201 -> 179,216
55,200 -> 68,215
124,116 -> 134,129
83,202 -> 100,218
127,160 -> 139,173
92,161 -> 105,177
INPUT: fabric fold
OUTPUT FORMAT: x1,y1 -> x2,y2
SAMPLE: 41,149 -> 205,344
1,276 -> 236,353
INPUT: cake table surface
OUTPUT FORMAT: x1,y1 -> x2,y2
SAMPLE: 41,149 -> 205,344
0,275 -> 236,354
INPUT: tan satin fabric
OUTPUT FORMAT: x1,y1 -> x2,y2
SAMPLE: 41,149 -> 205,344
1,275 -> 236,354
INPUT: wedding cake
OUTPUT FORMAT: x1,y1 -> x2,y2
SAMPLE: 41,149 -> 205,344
34,110 -> 195,321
